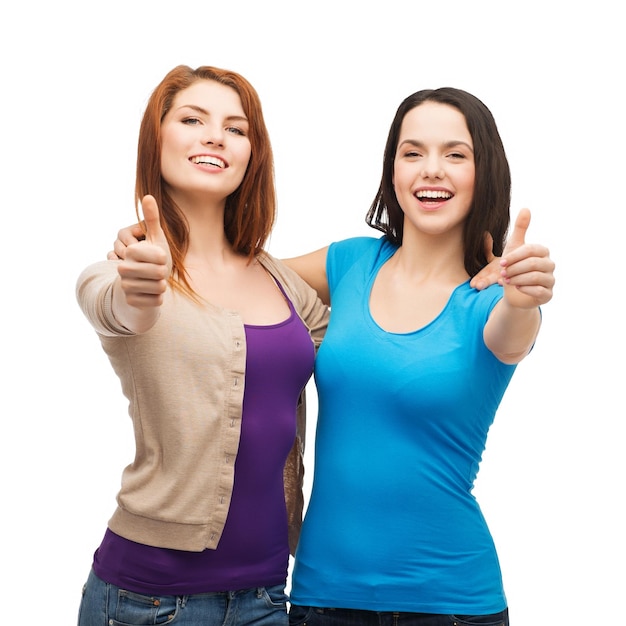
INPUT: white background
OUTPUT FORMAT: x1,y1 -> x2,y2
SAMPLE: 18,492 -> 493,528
2,1 -> 623,624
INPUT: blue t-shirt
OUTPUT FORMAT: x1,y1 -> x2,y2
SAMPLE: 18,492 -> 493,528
290,236 -> 516,614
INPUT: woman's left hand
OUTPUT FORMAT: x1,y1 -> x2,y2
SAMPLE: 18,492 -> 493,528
500,208 -> 555,309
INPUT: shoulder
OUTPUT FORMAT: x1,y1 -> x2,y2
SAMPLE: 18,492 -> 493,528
258,251 -> 321,302
328,235 -> 392,268
258,251 -> 305,284
456,281 -> 504,317
329,235 -> 387,256
258,251 -> 329,340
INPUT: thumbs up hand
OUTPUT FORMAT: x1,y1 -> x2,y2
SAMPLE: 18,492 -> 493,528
500,208 -> 555,310
113,196 -> 172,332
483,209 -> 555,363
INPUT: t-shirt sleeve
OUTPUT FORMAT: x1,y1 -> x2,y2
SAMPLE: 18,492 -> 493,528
326,237 -> 383,295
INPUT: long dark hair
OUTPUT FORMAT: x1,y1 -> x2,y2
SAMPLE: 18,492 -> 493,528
366,88 -> 511,277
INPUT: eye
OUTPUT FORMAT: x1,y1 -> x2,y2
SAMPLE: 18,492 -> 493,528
226,126 -> 246,136
447,151 -> 467,160
182,117 -> 201,125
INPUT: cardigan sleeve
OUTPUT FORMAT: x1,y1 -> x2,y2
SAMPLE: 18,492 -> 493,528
76,260 -> 136,337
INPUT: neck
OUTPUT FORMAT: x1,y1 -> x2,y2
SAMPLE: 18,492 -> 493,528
395,225 -> 469,285
169,192 -> 235,265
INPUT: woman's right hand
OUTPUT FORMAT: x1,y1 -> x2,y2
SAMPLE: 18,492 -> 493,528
107,223 -> 145,260
112,195 -> 172,332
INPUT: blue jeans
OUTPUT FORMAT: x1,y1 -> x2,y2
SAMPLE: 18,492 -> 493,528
78,569 -> 288,625
288,605 -> 509,626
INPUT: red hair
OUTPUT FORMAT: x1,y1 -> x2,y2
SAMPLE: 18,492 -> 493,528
135,65 -> 276,296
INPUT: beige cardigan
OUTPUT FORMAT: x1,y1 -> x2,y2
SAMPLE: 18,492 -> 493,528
76,252 -> 329,554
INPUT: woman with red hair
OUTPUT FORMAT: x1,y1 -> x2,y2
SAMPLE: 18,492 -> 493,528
75,65 -> 329,625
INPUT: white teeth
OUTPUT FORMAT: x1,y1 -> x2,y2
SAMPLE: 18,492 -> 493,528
191,156 -> 225,168
415,190 -> 452,199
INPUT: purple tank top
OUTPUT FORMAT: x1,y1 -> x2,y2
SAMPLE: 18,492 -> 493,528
91,290 -> 315,594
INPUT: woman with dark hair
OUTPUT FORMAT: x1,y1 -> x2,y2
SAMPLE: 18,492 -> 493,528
286,88 -> 555,625
75,65 -> 329,626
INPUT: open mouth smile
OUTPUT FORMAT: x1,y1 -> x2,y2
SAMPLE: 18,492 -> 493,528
414,189 -> 453,202
190,155 -> 226,169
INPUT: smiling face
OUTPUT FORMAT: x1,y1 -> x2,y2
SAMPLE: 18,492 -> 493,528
159,79 -> 252,207
393,101 -> 475,238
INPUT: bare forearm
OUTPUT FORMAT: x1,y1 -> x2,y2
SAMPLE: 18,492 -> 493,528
485,295 -> 542,364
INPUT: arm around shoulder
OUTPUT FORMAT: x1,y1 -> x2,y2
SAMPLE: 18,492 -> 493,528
282,246 -> 331,306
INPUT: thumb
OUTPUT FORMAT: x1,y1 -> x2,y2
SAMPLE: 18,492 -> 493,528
139,194 -> 172,273
140,195 -> 166,245
504,208 -> 531,255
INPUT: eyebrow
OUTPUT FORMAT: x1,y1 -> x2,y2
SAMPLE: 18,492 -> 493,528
177,104 -> 248,123
399,139 -> 473,152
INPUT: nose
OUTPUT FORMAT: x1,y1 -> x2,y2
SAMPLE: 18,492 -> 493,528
421,156 -> 444,180
202,124 -> 225,147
